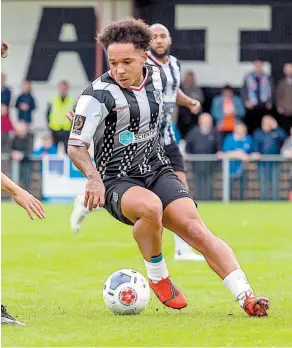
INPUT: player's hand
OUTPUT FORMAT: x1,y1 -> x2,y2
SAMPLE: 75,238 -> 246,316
84,174 -> 105,211
188,98 -> 201,114
12,187 -> 46,220
66,109 -> 75,123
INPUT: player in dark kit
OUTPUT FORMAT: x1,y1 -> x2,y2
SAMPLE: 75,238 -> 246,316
68,18 -> 269,315
1,41 -> 46,326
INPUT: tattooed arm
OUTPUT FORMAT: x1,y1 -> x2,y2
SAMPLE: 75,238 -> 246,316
68,145 -> 105,210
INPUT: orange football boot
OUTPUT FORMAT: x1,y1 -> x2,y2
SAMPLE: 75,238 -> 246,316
149,277 -> 187,310
242,293 -> 270,317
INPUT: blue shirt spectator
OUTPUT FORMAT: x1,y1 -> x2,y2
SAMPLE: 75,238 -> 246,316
1,73 -> 11,107
15,80 -> 36,124
223,123 -> 253,177
211,85 -> 245,132
254,116 -> 286,155
33,135 -> 58,156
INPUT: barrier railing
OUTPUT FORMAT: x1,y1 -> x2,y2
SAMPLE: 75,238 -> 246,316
1,155 -> 291,202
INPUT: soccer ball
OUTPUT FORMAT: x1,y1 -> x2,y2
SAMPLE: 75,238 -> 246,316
103,269 -> 150,315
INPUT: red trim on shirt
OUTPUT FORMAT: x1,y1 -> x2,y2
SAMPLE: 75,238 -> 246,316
147,52 -> 169,68
68,138 -> 90,146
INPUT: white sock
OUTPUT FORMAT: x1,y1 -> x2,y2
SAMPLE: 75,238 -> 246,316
144,256 -> 169,283
174,234 -> 192,255
223,269 -> 254,307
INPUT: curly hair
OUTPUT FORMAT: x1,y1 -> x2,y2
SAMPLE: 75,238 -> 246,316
97,18 -> 152,51
1,41 -> 9,58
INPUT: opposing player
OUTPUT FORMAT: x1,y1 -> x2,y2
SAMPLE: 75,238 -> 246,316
69,24 -> 205,261
68,18 -> 269,316
1,41 -> 46,326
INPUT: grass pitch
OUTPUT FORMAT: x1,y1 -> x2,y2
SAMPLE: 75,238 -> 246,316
1,202 -> 292,347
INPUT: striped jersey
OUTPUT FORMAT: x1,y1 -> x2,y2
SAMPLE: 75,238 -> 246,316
147,52 -> 181,146
68,65 -> 171,180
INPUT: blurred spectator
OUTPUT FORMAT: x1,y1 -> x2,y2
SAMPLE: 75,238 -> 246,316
177,71 -> 204,138
211,85 -> 245,135
2,73 -> 14,153
281,127 -> 292,158
15,80 -> 36,127
1,103 -> 14,154
276,63 -> 292,135
254,115 -> 286,200
1,73 -> 11,108
11,122 -> 33,190
222,123 -> 253,200
241,58 -> 274,134
33,134 -> 58,156
185,113 -> 221,200
254,115 -> 286,155
47,80 -> 74,152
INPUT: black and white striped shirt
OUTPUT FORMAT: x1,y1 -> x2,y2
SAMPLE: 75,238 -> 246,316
147,52 -> 181,146
68,65 -> 170,180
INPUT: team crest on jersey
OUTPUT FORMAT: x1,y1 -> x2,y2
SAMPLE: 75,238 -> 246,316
72,115 -> 86,135
153,90 -> 162,104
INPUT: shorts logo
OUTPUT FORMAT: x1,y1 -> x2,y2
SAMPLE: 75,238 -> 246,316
178,189 -> 188,194
112,191 -> 119,202
153,90 -> 162,104
72,115 -> 86,135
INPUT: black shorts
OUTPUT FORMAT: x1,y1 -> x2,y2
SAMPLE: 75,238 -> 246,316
104,167 -> 192,225
164,143 -> 186,173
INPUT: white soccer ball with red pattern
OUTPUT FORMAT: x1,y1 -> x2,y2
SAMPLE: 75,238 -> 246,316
103,269 -> 150,315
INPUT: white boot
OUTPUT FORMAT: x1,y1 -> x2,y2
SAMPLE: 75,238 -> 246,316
70,195 -> 89,233
174,234 -> 205,262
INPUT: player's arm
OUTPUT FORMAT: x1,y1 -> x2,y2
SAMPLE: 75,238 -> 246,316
67,94 -> 108,211
1,172 -> 45,220
176,88 -> 201,114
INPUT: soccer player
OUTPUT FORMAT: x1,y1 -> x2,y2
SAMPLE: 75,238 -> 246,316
68,18 -> 269,316
1,174 -> 45,326
69,24 -> 205,262
1,41 -> 46,326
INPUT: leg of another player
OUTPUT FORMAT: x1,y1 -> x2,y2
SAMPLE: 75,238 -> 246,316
70,194 -> 102,233
162,197 -> 269,317
174,171 -> 205,262
121,186 -> 187,309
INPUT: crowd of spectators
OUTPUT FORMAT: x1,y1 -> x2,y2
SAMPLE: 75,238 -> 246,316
1,58 -> 292,199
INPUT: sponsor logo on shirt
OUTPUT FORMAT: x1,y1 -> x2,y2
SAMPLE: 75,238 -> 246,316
113,104 -> 131,112
119,129 -> 157,146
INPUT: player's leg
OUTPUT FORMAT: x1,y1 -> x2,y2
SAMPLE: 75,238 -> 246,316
105,179 -> 187,309
1,305 -> 25,326
152,171 -> 269,316
174,170 -> 205,262
164,143 -> 205,261
70,194 -> 102,233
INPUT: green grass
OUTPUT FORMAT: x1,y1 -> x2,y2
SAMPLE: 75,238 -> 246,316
2,202 -> 292,347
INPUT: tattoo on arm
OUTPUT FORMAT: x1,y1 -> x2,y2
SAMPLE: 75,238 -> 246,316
67,145 -> 100,180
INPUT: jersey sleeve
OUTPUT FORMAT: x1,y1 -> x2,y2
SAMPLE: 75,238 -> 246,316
68,94 -> 109,148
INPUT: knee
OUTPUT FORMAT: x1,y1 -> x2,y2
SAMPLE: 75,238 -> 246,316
140,197 -> 163,226
184,218 -> 216,249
